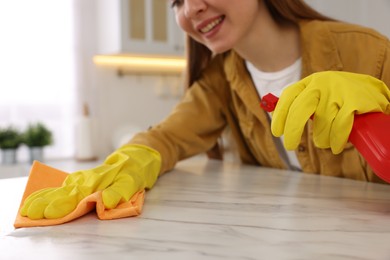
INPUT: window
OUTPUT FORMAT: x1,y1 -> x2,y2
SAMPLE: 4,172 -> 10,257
0,0 -> 76,161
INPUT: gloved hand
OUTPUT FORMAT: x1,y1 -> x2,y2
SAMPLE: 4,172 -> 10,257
271,71 -> 390,154
20,144 -> 161,220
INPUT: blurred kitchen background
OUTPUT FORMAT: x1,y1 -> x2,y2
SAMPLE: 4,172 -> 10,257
0,0 -> 389,164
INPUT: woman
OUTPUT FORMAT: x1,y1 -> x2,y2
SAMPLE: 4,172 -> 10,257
137,0 -> 389,178
21,0 -> 390,220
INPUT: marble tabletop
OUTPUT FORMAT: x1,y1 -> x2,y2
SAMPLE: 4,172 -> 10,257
1,158 -> 390,260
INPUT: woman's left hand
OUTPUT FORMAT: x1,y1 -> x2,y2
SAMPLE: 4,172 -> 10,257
271,71 -> 390,154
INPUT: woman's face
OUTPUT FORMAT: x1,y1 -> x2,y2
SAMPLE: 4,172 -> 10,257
171,0 -> 263,54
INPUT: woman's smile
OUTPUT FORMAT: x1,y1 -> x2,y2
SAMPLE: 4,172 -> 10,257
197,15 -> 225,35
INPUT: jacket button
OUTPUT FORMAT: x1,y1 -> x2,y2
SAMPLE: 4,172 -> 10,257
298,145 -> 306,152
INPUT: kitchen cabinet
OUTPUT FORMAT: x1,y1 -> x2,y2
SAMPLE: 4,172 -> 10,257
121,0 -> 185,56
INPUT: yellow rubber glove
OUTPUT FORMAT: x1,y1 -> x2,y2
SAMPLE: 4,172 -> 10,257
20,144 -> 161,220
271,71 -> 390,154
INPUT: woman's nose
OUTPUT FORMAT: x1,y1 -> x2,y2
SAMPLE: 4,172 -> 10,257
184,0 -> 207,18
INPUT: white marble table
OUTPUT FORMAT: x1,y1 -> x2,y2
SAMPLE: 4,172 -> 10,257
1,158 -> 390,260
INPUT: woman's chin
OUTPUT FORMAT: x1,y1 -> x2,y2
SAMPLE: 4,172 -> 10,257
206,44 -> 232,54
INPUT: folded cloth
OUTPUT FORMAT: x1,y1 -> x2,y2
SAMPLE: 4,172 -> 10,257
14,161 -> 144,228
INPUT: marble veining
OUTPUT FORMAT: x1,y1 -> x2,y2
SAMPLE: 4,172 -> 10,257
1,158 -> 390,259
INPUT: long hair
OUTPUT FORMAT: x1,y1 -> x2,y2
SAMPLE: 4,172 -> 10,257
184,0 -> 333,88
183,0 -> 333,159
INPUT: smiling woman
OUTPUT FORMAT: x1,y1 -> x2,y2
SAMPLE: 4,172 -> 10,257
0,0 -> 76,161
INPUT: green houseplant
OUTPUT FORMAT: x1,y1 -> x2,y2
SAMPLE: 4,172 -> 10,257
0,126 -> 23,164
23,122 -> 53,163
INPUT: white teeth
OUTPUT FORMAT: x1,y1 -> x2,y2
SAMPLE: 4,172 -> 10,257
200,17 -> 223,33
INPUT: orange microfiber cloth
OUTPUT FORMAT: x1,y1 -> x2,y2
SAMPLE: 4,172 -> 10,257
14,161 -> 144,228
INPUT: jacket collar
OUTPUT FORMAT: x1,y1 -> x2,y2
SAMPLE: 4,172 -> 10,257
223,50 -> 266,121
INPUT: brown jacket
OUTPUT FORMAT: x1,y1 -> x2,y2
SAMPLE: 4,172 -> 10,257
130,20 -> 390,183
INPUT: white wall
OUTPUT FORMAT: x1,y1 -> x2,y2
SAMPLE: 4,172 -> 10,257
89,0 -> 390,157
306,0 -> 390,38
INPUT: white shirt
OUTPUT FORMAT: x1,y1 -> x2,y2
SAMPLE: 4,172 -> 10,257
245,58 -> 302,170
